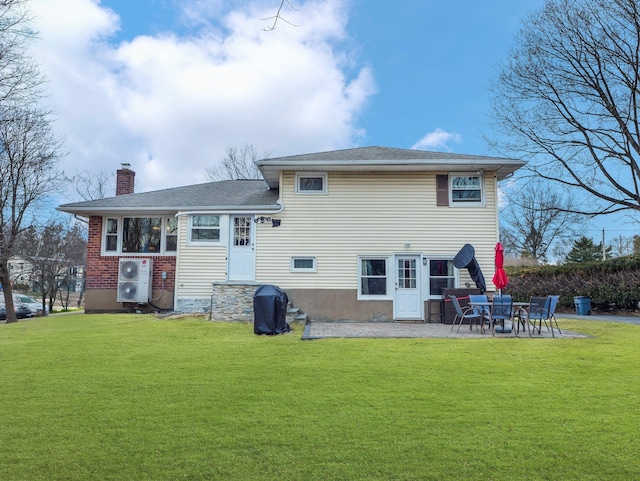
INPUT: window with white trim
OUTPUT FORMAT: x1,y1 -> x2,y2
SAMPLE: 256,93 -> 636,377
295,172 -> 327,194
189,215 -> 221,244
105,218 -> 118,252
428,259 -> 456,297
359,257 -> 389,298
450,174 -> 483,205
102,216 -> 176,255
165,217 -> 177,252
122,217 -> 161,253
290,256 -> 317,272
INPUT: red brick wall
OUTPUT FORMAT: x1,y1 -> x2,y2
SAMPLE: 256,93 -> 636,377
86,216 -> 176,291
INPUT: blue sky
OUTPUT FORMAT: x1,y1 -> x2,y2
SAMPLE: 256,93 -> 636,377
28,0 -> 636,242
95,0 -> 544,156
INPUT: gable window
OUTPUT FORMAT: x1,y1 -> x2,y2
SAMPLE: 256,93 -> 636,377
450,174 -> 483,204
291,256 -> 317,272
428,259 -> 456,297
190,215 -> 221,243
359,257 -> 389,298
296,172 -> 327,194
102,216 -> 177,255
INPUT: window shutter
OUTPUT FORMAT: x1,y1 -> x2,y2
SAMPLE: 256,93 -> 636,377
436,175 -> 449,206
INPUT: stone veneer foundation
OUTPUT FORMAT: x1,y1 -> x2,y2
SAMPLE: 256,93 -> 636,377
176,282 -> 261,321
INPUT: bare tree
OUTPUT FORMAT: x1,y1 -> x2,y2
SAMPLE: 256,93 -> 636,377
16,221 -> 86,314
67,169 -> 115,201
204,144 -> 267,181
0,106 -> 64,322
0,0 -> 43,106
499,179 -> 585,263
490,0 -> 640,218
608,235 -> 635,258
0,1 -> 64,323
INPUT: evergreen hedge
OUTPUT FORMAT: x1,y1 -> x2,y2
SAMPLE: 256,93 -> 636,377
504,256 -> 640,312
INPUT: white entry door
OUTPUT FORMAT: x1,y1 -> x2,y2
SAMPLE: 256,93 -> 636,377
394,255 -> 423,320
228,216 -> 255,281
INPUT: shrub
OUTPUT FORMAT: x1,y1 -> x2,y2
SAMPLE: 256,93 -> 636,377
505,256 -> 640,311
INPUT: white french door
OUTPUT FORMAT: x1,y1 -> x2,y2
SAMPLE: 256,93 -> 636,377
393,255 -> 423,320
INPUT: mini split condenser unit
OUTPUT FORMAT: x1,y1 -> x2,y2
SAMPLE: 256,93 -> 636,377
117,258 -> 153,303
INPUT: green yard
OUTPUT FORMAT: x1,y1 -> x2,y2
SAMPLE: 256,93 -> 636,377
1,314 -> 638,480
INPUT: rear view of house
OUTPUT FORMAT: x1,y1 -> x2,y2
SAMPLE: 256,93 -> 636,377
58,146 -> 525,321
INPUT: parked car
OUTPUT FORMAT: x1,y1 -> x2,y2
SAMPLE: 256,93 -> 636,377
13,294 -> 48,316
0,302 -> 33,320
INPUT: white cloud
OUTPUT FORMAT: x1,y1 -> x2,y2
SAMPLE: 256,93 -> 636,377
412,128 -> 462,151
29,0 -> 376,194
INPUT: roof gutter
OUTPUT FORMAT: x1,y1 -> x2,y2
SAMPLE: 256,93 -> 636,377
57,204 -> 283,216
174,201 -> 284,218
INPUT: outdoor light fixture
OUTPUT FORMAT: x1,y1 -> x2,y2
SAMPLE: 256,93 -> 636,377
404,241 -> 411,248
253,216 -> 272,224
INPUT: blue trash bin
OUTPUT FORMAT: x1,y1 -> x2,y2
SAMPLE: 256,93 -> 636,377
574,296 -> 591,315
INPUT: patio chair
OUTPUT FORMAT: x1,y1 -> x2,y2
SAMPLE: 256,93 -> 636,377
489,295 -> 515,336
449,295 -> 484,333
469,294 -> 491,331
524,296 -> 552,337
548,295 -> 562,336
529,295 -> 561,337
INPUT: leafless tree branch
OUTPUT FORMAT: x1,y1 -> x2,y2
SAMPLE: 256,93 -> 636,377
262,0 -> 300,31
489,0 -> 640,220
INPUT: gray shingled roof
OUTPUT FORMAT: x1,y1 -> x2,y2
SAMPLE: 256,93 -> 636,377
260,146 -> 510,162
256,146 -> 526,187
57,179 -> 279,215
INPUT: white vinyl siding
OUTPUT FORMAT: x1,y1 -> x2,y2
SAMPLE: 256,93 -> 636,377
174,215 -> 229,299
255,171 -> 498,290
172,171 -> 500,299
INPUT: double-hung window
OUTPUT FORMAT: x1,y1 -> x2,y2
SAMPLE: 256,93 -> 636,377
190,215 -> 221,244
450,174 -> 483,204
436,173 -> 484,206
359,257 -> 389,298
105,218 -> 119,252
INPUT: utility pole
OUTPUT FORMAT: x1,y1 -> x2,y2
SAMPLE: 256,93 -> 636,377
602,229 -> 606,260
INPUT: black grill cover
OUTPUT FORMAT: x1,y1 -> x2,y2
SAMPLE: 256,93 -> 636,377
253,285 -> 291,335
453,244 -> 487,294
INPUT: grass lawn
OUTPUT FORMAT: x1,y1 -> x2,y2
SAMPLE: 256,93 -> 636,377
1,314 -> 639,481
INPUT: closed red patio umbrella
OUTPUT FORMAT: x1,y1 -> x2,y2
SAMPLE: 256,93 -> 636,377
492,242 -> 508,294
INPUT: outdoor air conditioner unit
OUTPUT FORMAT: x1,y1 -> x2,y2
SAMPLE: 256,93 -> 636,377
117,258 -> 153,303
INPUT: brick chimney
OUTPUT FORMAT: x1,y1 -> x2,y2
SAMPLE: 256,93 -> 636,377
116,163 -> 135,196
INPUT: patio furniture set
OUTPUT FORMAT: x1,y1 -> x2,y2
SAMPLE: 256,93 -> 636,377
449,294 -> 562,337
